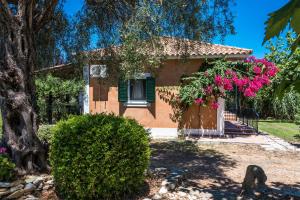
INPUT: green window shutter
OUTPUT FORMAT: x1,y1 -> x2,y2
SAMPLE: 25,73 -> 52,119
118,79 -> 128,102
146,77 -> 155,103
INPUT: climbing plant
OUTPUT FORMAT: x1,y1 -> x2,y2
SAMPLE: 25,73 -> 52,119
179,57 -> 278,109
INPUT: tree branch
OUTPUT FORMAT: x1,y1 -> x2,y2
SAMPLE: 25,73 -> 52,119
34,0 -> 58,31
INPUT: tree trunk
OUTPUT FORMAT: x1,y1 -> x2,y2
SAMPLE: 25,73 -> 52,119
0,1 -> 50,173
241,165 -> 267,196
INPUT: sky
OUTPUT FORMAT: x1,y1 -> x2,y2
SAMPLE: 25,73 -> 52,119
63,0 -> 288,58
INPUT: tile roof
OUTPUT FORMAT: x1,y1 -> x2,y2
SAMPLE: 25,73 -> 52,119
39,38 -> 252,73
90,37 -> 252,58
160,37 -> 252,57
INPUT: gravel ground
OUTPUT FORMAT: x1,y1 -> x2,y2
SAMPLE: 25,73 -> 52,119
138,140 -> 300,199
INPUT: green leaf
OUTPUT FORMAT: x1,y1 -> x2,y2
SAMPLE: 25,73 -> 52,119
263,0 -> 300,45
291,35 -> 300,52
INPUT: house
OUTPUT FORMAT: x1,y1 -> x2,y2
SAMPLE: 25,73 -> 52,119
81,37 -> 252,138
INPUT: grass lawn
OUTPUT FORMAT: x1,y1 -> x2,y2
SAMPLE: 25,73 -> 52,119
259,120 -> 300,143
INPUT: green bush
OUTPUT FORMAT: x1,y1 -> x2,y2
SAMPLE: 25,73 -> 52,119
0,152 -> 15,181
50,114 -> 150,200
37,124 -> 55,144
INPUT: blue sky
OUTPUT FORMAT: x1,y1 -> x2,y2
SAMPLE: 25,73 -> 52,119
63,0 -> 287,58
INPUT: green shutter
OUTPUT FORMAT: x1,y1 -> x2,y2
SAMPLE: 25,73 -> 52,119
118,79 -> 128,102
146,77 -> 155,103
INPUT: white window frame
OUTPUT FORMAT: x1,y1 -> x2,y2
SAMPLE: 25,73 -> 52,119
124,73 -> 151,107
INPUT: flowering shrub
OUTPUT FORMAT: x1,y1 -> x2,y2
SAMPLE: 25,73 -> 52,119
179,57 -> 278,109
0,147 -> 15,181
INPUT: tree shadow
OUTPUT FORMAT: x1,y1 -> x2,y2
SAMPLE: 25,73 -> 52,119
267,182 -> 300,199
150,140 -> 241,198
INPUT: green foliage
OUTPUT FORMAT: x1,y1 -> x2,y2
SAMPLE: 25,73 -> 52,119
35,74 -> 84,123
0,154 -> 15,181
78,0 -> 235,79
50,114 -> 150,200
254,89 -> 300,120
264,0 -> 300,51
272,91 -> 300,120
267,33 -> 300,97
35,2 -> 71,69
254,33 -> 300,119
37,125 -> 55,144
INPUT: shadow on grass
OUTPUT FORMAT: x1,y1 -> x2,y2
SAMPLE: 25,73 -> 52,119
150,140 -> 241,198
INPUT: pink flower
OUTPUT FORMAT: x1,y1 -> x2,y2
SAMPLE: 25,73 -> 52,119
266,65 -> 278,77
253,66 -> 262,74
0,147 -> 7,154
195,98 -> 204,105
204,85 -> 213,95
211,101 -> 219,110
214,75 -> 223,86
241,77 -> 250,86
244,87 -> 256,97
260,75 -> 270,85
223,78 -> 233,91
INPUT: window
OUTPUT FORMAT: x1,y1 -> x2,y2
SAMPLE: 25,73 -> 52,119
129,79 -> 146,101
118,73 -> 155,107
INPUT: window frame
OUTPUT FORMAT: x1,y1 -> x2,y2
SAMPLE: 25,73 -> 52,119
125,73 -> 151,107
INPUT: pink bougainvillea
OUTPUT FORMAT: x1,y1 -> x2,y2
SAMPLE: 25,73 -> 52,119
204,85 -> 213,95
222,78 -> 233,91
189,56 -> 278,108
194,98 -> 204,105
214,75 -> 223,86
253,66 -> 262,74
211,101 -> 219,109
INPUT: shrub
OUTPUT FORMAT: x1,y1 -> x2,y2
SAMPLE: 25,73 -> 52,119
50,114 -> 150,200
37,124 -> 55,144
0,148 -> 15,181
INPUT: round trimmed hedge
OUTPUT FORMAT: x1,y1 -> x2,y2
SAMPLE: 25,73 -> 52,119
50,114 -> 150,200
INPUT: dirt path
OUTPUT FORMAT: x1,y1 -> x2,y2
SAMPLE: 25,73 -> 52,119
148,140 -> 300,199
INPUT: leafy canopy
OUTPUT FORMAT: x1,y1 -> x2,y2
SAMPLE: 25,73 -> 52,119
264,0 -> 300,51
265,32 -> 300,97
76,0 -> 236,79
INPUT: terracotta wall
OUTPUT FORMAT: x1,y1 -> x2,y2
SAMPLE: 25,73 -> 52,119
89,59 -> 217,129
